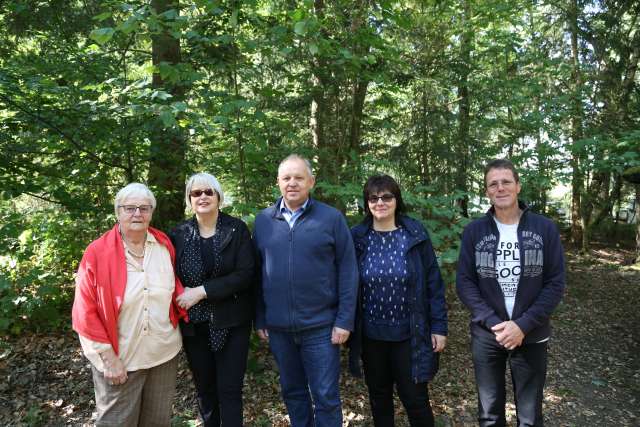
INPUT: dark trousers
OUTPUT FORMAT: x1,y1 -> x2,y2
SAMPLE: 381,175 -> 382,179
183,322 -> 250,427
362,337 -> 434,427
471,332 -> 548,427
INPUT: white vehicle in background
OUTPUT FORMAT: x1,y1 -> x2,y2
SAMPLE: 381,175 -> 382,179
615,199 -> 637,224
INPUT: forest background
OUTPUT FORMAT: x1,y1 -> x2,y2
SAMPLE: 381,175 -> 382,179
0,1 -> 639,424
2,0 -> 639,334
0,0 -> 640,425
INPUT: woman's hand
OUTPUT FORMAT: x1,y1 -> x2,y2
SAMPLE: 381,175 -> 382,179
177,286 -> 207,310
100,349 -> 128,385
431,334 -> 447,352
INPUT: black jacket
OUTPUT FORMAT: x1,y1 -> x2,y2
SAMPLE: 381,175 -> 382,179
169,211 -> 256,333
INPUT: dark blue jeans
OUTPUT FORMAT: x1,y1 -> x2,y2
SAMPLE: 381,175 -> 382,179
183,323 -> 250,427
471,331 -> 548,427
268,326 -> 342,427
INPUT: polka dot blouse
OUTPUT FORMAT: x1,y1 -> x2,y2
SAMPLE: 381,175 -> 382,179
360,227 -> 411,341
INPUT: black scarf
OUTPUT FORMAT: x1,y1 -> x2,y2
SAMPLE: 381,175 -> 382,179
179,216 -> 229,352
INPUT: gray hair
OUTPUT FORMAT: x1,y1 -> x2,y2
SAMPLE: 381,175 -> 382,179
185,172 -> 225,210
114,183 -> 156,216
278,154 -> 314,177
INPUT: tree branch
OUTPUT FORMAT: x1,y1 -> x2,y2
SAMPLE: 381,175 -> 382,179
0,93 -> 125,170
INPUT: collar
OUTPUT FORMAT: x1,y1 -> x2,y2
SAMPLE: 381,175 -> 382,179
486,200 -> 529,219
353,215 -> 426,243
279,198 -> 310,214
146,232 -> 157,244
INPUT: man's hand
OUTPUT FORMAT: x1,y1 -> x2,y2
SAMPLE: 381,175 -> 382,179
100,349 -> 128,385
331,326 -> 350,345
431,334 -> 447,352
257,329 -> 269,342
492,321 -> 524,350
177,286 -> 207,310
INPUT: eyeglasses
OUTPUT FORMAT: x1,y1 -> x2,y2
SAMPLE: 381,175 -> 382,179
189,189 -> 215,198
487,180 -> 516,190
119,205 -> 153,214
368,194 -> 395,204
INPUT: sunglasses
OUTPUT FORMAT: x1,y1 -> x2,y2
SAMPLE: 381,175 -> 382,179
189,188 -> 216,198
368,194 -> 395,204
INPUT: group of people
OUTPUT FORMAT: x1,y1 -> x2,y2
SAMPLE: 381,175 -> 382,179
72,154 -> 565,427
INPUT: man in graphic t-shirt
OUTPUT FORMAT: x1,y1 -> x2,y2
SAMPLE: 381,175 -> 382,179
456,158 -> 565,427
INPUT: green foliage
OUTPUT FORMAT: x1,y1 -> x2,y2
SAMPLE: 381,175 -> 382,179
1,0 -> 639,332
402,187 -> 470,285
0,199 -> 104,334
317,177 -> 467,286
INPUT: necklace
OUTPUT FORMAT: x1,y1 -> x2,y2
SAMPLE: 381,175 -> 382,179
119,226 -> 146,258
126,245 -> 145,258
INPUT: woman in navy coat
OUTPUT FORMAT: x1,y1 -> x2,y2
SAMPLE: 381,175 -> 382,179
349,175 -> 448,427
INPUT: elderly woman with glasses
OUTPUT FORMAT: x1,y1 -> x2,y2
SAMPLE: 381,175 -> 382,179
349,175 -> 448,427
72,182 -> 186,426
169,172 -> 255,427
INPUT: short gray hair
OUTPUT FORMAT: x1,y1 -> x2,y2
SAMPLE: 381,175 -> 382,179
114,183 -> 156,216
185,172 -> 225,210
278,154 -> 314,177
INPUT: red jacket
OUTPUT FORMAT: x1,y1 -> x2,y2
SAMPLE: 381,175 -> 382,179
72,224 -> 187,355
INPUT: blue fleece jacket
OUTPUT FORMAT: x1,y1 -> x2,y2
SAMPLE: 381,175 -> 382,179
456,202 -> 565,343
254,197 -> 358,332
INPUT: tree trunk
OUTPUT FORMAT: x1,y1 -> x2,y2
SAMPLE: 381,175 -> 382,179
591,173 -> 620,228
309,0 -> 332,194
345,0 -> 369,182
419,86 -> 431,187
635,184 -> 640,262
569,0 -> 584,247
455,0 -> 472,218
576,3 -> 640,252
347,79 -> 368,157
310,0 -> 370,209
535,130 -> 547,213
231,31 -> 248,206
148,0 -> 186,229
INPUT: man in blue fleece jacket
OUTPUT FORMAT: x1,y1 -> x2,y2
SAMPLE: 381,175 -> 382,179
254,154 -> 358,427
456,159 -> 565,427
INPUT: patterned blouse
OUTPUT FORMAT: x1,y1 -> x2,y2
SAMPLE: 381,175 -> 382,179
360,227 -> 411,341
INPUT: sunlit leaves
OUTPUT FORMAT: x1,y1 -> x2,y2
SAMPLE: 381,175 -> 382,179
293,20 -> 307,35
89,27 -> 115,45
2,0 -> 639,334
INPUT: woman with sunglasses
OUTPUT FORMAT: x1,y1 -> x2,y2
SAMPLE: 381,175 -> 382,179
349,175 -> 448,427
169,173 -> 255,427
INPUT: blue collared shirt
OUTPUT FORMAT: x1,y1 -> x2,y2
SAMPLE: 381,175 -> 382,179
279,198 -> 309,228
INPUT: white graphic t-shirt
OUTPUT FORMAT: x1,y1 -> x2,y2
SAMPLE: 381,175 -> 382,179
494,218 -> 520,318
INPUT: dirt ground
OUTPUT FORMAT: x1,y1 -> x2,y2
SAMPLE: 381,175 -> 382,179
1,246 -> 639,426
